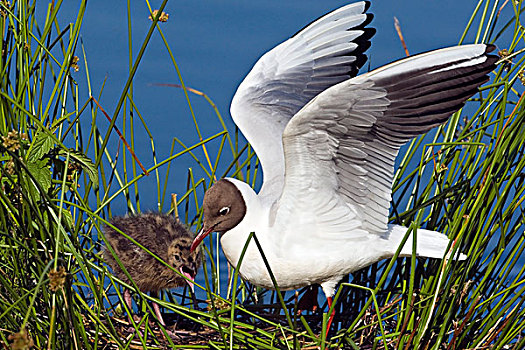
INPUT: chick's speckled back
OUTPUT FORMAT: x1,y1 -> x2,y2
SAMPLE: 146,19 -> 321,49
103,213 -> 201,292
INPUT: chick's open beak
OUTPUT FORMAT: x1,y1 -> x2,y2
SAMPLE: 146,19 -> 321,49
190,225 -> 214,252
179,267 -> 196,292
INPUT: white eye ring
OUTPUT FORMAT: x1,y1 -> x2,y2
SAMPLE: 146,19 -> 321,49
219,207 -> 230,216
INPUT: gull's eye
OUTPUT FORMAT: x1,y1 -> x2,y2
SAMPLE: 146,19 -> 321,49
218,206 -> 230,216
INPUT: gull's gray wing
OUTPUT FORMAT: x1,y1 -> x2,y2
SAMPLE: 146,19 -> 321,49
230,2 -> 374,202
276,44 -> 497,235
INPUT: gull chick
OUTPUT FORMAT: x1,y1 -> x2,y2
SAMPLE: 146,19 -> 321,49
190,1 -> 497,333
104,212 -> 200,331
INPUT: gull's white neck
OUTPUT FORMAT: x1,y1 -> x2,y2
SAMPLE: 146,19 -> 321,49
218,178 -> 277,287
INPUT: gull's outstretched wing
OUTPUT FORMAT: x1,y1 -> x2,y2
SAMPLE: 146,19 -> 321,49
276,44 -> 497,235
230,2 -> 374,201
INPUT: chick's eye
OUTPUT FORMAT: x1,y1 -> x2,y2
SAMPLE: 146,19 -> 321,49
174,254 -> 181,262
218,206 -> 230,216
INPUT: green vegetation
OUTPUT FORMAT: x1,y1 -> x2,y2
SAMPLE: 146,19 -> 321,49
0,0 -> 523,349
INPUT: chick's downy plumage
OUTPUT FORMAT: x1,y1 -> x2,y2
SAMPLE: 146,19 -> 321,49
103,212 -> 201,294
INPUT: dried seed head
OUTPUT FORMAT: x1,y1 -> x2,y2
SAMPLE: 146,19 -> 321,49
5,159 -> 15,175
8,328 -> 34,350
149,10 -> 169,22
206,296 -> 229,311
518,70 -> 525,86
498,49 -> 512,70
2,131 -> 21,152
48,266 -> 67,292
70,56 -> 79,72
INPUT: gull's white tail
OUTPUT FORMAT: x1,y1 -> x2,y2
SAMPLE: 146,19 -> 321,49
388,224 -> 466,260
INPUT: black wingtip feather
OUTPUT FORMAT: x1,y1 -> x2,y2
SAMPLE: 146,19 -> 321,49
352,25 -> 376,71
291,3 -> 375,78
363,1 -> 372,12
368,45 -> 497,141
380,48 -> 497,93
485,44 -> 496,53
292,2 -> 373,38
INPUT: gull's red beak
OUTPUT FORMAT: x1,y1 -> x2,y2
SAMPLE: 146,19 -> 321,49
190,226 -> 214,252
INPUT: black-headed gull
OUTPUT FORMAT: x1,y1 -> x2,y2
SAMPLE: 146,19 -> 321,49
191,1 -> 497,332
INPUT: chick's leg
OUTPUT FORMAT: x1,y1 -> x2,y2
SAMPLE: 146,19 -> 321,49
152,291 -> 180,338
152,299 -> 166,326
123,289 -> 142,335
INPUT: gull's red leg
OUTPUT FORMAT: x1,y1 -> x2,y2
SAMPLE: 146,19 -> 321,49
326,296 -> 336,337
